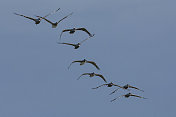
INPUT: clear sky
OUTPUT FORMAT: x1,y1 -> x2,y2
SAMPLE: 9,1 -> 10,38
0,0 -> 176,117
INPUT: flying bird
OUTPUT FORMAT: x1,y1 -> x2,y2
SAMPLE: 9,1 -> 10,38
110,93 -> 147,102
57,42 -> 81,49
78,72 -> 107,83
68,59 -> 100,70
36,12 -> 73,28
14,8 -> 60,25
57,36 -> 91,49
59,27 -> 94,40
109,84 -> 144,95
92,82 -> 123,89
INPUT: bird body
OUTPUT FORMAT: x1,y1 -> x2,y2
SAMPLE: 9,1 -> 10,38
92,82 -> 122,89
57,42 -> 80,49
36,12 -> 73,28
78,72 -> 107,82
68,59 -> 100,70
111,93 -> 147,102
110,84 -> 144,95
60,27 -> 94,40
14,8 -> 60,25
57,35 -> 92,49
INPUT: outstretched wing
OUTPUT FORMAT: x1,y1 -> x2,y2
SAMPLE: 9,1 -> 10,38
43,8 -> 60,18
129,85 -> 144,92
14,13 -> 35,21
57,12 -> 73,24
77,73 -> 90,80
80,34 -> 95,44
109,88 -> 121,95
110,95 -> 125,102
36,16 -> 54,24
76,28 -> 92,37
57,42 -> 75,46
94,74 -> 107,83
59,29 -> 72,40
68,60 -> 82,69
131,94 -> 147,99
92,84 -> 108,89
86,61 -> 100,70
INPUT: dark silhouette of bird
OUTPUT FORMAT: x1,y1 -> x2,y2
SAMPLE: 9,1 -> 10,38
36,12 -> 73,28
92,82 -> 122,89
78,72 -> 107,83
109,84 -> 144,95
57,36 -> 91,49
14,8 -> 60,25
68,59 -> 100,70
59,27 -> 94,40
57,42 -> 81,49
111,93 -> 147,102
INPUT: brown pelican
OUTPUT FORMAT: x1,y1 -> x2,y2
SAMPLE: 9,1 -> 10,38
57,36 -> 91,49
59,27 -> 94,40
92,82 -> 122,89
78,72 -> 107,83
109,84 -> 144,95
57,42 -> 80,49
36,12 -> 73,28
68,59 -> 100,70
14,8 -> 60,25
110,93 -> 147,102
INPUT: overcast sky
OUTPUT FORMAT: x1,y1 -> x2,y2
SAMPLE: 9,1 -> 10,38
0,0 -> 176,117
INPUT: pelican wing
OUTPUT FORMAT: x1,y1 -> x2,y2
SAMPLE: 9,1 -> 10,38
43,18 -> 54,24
57,12 -> 73,24
68,60 -> 83,69
59,29 -> 72,39
92,83 -> 108,89
14,13 -> 35,21
129,85 -> 144,92
109,88 -> 121,95
86,61 -> 100,70
131,94 -> 147,99
35,16 -> 54,24
110,95 -> 125,102
94,74 -> 107,83
113,84 -> 123,88
43,8 -> 60,18
76,28 -> 92,37
77,73 -> 90,80
58,42 -> 75,46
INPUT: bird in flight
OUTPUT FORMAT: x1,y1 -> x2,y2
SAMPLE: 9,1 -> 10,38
109,84 -> 144,95
78,72 -> 107,83
36,12 -> 73,28
59,27 -> 94,40
110,93 -> 147,102
68,59 -> 100,70
92,82 -> 123,89
14,8 -> 60,25
57,42 -> 81,49
57,36 -> 91,49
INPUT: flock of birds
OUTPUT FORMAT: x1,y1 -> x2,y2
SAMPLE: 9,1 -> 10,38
14,8 -> 147,102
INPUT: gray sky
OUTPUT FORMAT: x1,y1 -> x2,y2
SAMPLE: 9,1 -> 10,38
0,0 -> 176,116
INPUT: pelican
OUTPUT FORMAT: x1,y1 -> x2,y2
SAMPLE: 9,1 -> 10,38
60,27 -> 94,40
36,12 -> 73,28
110,93 -> 147,102
14,8 -> 60,25
78,72 -> 107,83
68,59 -> 100,70
109,84 -> 144,95
57,42 -> 80,49
92,82 -> 123,89
57,36 -> 91,49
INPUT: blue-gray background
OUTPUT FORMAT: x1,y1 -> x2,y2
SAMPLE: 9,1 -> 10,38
0,0 -> 176,116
